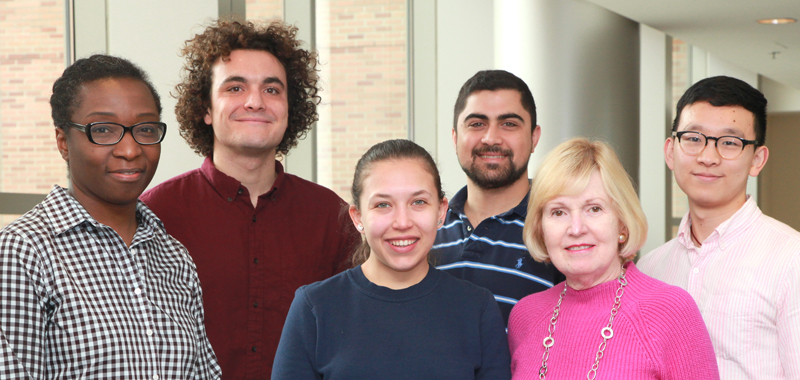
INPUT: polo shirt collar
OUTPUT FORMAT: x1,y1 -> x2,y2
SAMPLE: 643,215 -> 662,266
678,195 -> 761,250
447,184 -> 530,219
447,186 -> 469,215
199,156 -> 287,201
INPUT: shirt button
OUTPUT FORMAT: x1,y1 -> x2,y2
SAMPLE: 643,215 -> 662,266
134,288 -> 142,295
467,226 -> 472,231
252,346 -> 257,352
227,197 -> 233,202
153,375 -> 160,380
693,268 -> 700,274
146,329 -> 153,336
253,258 -> 259,264
252,216 -> 257,222
238,188 -> 244,194
253,302 -> 258,308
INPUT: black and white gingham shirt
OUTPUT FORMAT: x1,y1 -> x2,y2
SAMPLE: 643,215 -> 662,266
0,186 -> 221,379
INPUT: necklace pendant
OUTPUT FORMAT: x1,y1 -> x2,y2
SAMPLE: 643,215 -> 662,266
600,327 -> 614,339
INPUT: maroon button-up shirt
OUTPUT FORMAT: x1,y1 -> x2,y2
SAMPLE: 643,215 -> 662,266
141,158 -> 359,379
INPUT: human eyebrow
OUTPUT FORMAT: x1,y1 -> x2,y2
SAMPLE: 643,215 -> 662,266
220,76 -> 247,85
498,113 -> 524,122
720,127 -> 746,137
263,77 -> 286,89
411,190 -> 432,197
463,113 -> 489,122
583,197 -> 609,207
371,193 -> 392,201
85,111 -> 117,118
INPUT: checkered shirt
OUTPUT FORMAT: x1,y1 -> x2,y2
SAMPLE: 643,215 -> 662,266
0,186 -> 221,379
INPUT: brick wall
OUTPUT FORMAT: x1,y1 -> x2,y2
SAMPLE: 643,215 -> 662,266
246,0 -> 281,22
0,0 -> 66,226
670,39 -> 690,234
317,0 -> 407,201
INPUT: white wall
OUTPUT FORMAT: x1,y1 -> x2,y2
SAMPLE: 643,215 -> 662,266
435,0 -> 496,198
761,76 -> 800,113
638,24 -> 671,254
103,0 -> 218,188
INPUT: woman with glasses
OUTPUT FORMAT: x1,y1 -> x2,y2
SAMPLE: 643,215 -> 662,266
0,55 -> 220,378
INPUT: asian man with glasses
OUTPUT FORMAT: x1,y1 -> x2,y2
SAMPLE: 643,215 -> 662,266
638,75 -> 800,380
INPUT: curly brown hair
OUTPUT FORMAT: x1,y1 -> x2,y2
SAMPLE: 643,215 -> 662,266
175,20 -> 320,157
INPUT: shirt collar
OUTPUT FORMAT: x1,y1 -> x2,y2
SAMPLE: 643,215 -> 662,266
509,191 -> 530,218
43,185 -> 164,239
677,195 -> 761,250
199,156 -> 286,201
447,185 -> 529,219
448,186 -> 469,215
42,185 -> 94,235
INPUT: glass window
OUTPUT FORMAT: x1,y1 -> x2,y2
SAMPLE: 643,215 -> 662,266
0,0 -> 67,227
670,38 -> 690,236
246,0 -> 282,21
315,0 -> 409,201
246,0 -> 409,201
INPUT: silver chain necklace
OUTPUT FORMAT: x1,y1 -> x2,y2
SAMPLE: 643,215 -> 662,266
538,266 -> 628,380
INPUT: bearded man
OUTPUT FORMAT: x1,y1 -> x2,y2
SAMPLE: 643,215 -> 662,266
432,70 -> 564,325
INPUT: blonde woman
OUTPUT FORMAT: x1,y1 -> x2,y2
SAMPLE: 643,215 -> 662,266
508,138 -> 718,379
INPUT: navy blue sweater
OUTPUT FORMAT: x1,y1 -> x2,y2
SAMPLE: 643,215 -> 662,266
271,265 -> 511,379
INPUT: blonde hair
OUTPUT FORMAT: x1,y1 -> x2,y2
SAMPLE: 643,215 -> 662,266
523,137 -> 647,263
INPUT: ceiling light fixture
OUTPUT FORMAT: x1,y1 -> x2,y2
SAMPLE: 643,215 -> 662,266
757,18 -> 797,25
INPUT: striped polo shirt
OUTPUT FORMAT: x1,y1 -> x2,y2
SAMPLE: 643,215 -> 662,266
432,186 -> 565,326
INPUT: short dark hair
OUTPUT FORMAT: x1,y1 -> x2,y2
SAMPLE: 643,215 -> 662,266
175,19 -> 320,157
350,139 -> 444,266
50,54 -> 162,130
673,75 -> 767,146
452,70 -> 537,132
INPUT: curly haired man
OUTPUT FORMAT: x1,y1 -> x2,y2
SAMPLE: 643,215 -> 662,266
141,20 -> 359,379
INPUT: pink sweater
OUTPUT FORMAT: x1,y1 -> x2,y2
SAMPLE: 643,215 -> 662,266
508,263 -> 719,380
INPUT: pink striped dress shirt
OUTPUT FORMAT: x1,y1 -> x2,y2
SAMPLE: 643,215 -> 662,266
638,196 -> 800,380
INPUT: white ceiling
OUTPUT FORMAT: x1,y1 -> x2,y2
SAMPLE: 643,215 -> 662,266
585,0 -> 800,91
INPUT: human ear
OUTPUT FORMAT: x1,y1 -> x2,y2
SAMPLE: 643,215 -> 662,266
664,137 -> 675,170
749,145 -> 769,177
531,125 -> 542,151
55,127 -> 69,161
203,108 -> 213,126
437,197 -> 449,226
348,205 -> 364,234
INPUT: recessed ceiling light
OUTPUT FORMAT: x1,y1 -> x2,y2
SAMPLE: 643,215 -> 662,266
757,18 -> 797,25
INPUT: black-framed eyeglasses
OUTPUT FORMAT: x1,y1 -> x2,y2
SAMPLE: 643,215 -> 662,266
672,131 -> 758,160
67,121 -> 167,145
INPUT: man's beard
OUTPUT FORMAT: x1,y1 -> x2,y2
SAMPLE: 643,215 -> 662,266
461,146 -> 529,190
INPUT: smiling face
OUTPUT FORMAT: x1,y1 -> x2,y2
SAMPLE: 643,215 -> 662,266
452,89 -> 540,190
542,171 -> 624,290
349,158 -> 448,288
56,77 -> 161,211
204,49 -> 289,158
665,101 -> 768,217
